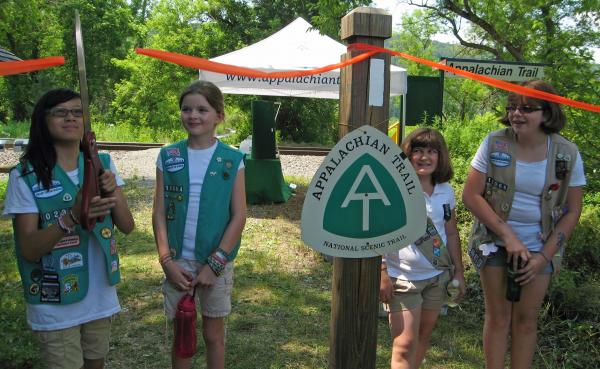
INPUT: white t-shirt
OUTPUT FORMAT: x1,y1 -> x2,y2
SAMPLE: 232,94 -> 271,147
385,182 -> 456,281
156,141 -> 244,260
471,134 -> 586,251
2,159 -> 123,331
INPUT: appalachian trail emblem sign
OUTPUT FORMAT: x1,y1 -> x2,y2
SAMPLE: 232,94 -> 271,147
301,125 -> 426,258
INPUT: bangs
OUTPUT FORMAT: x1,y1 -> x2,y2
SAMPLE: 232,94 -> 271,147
410,131 -> 442,151
507,93 -> 544,107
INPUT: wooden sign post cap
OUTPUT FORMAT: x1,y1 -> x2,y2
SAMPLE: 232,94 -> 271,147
341,7 -> 392,40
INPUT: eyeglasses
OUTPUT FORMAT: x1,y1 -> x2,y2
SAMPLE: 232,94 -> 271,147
47,107 -> 84,118
505,105 -> 543,114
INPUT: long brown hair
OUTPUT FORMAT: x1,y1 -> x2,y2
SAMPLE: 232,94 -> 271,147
21,88 -> 81,189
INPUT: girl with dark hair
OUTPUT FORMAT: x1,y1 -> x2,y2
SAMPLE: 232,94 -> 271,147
380,128 -> 465,369
3,88 -> 134,369
153,80 -> 246,369
463,80 -> 586,369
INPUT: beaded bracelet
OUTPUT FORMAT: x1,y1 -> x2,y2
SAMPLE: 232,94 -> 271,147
206,254 -> 226,277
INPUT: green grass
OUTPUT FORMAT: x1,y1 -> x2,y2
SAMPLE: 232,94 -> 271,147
1,177 -> 598,368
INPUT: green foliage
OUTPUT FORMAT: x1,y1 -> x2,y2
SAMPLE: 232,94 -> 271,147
0,178 -> 7,202
562,205 -> 600,276
442,112 -> 501,159
0,121 -> 30,138
275,97 -> 338,145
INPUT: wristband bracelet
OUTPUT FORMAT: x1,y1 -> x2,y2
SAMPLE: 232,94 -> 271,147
539,251 -> 551,263
159,254 -> 173,266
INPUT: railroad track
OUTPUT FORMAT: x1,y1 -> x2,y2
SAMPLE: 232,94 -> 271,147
0,141 -> 330,173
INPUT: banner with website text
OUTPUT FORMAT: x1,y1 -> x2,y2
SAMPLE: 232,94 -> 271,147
136,46 -> 600,113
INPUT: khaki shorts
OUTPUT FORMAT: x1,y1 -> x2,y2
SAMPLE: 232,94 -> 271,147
163,259 -> 234,319
34,316 -> 112,369
384,270 -> 451,312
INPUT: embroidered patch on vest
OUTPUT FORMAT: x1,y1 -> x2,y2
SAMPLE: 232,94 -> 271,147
165,156 -> 185,173
54,235 -> 81,249
31,269 -> 42,282
110,239 -> 117,255
40,273 -> 60,303
486,177 -> 508,191
101,227 -> 112,239
60,252 -> 83,270
490,151 -> 512,167
164,185 -> 183,193
493,140 -> 508,150
63,274 -> 79,294
555,153 -> 570,180
31,180 -> 63,199
42,254 -> 55,271
166,148 -> 180,156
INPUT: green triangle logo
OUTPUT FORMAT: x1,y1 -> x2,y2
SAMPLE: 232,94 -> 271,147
323,153 -> 406,238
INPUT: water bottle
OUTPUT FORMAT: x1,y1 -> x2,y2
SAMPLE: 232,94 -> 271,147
174,293 -> 197,358
506,264 -> 522,302
446,279 -> 461,307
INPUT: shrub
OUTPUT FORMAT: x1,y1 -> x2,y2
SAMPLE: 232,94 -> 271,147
563,204 -> 600,275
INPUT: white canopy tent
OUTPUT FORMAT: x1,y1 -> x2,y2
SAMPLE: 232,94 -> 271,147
198,17 -> 407,100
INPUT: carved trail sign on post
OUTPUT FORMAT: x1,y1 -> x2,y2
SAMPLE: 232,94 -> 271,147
300,7 -> 427,369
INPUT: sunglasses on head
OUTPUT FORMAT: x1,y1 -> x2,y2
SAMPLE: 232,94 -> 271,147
505,105 -> 543,114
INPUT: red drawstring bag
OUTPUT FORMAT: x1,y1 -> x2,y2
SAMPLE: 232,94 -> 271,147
174,290 -> 197,358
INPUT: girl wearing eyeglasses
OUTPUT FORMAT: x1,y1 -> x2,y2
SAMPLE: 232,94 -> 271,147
3,88 -> 134,369
462,80 -> 586,369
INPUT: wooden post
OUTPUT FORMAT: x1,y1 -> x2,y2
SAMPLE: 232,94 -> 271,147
330,7 -> 392,369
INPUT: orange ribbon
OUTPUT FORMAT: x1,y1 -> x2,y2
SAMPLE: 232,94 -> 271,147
0,57 -> 65,76
349,43 -> 600,114
136,48 -> 377,78
137,45 -> 600,114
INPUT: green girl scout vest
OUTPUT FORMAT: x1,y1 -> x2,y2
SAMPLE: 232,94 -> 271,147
414,217 -> 454,271
13,153 -> 120,305
160,140 -> 244,262
468,128 -> 578,273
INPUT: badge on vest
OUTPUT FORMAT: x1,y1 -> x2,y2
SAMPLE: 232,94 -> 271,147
490,151 -> 512,167
555,153 -> 570,180
110,239 -> 117,255
111,260 -> 119,273
493,140 -> 508,151
60,252 -> 83,270
54,235 -> 80,249
167,201 -> 176,220
63,274 -> 79,294
165,156 -> 185,173
101,227 -> 112,239
42,254 -> 55,271
486,177 -> 508,192
40,272 -> 60,303
166,148 -> 180,157
31,180 -> 63,199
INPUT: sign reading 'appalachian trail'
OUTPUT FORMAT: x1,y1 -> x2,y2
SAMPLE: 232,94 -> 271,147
301,125 -> 426,258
